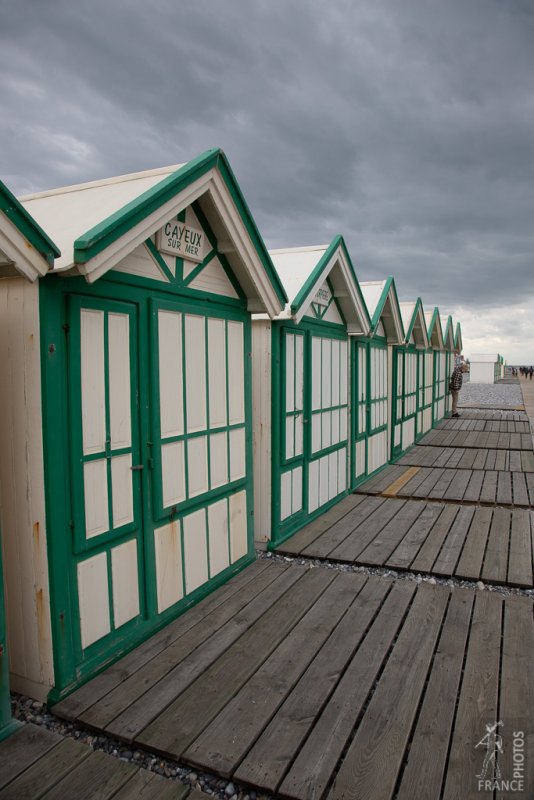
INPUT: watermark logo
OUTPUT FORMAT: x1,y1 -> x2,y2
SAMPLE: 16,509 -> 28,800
475,720 -> 526,793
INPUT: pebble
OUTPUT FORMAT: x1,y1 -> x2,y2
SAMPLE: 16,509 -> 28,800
225,783 -> 236,797
477,581 -> 485,591
459,379 -> 523,408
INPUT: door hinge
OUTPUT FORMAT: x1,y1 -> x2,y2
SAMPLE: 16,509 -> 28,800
63,323 -> 70,334
130,464 -> 144,471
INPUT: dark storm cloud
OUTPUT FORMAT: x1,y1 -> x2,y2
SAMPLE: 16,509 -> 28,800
1,0 -> 534,317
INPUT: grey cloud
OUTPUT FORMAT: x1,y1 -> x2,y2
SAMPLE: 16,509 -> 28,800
1,0 -> 533,316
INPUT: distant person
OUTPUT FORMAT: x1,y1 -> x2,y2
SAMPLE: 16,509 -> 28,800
530,367 -> 533,380
449,362 -> 468,417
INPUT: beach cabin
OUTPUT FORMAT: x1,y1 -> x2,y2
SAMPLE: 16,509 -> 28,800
443,316 -> 457,415
393,300 -> 430,458
0,179 -> 60,736
356,279 -> 404,485
424,307 -> 447,424
0,149 -> 286,702
252,237 -> 371,547
470,354 -> 503,384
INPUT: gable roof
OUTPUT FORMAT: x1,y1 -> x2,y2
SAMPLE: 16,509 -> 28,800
443,315 -> 456,350
19,148 -> 286,316
269,236 -> 371,333
399,299 -> 429,348
360,278 -> 404,343
454,322 -> 463,353
0,178 -> 60,281
424,307 -> 445,349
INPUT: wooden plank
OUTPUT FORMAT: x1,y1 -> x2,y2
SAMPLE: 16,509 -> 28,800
520,450 -> 534,472
278,581 -> 416,800
472,449 -> 489,470
0,737 -> 92,800
494,449 -> 507,471
300,496 -> 387,559
484,450 -> 497,471
496,596 -> 534,800
481,507 -> 511,584
356,501 -> 424,566
328,584 -> 450,800
396,589 -> 475,800
526,473 -> 534,506
410,504 -> 459,573
102,565 -> 304,741
0,725 -> 62,791
393,466 -> 436,496
183,572 -> 365,777
134,567 -> 335,757
40,749 -> 136,800
512,471 -> 529,507
442,591 -> 502,800
274,494 -> 366,555
381,466 -> 421,497
326,498 -> 406,562
112,770 -> 190,800
386,502 -> 445,570
357,465 -> 405,495
457,449 -> 478,469
463,470 -> 485,503
425,468 -> 458,501
507,509 -> 533,588
496,471 -> 513,505
432,506 -> 476,577
233,576 -> 392,793
442,469 -> 472,501
455,507 -> 493,581
53,558 -> 272,721
479,471 -> 498,504
407,467 -> 447,499
80,562 -> 291,730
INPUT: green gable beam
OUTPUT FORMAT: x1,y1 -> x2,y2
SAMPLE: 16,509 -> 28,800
73,149 -> 286,307
0,179 -> 60,266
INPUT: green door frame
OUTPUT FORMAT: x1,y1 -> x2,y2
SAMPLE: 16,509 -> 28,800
351,336 -> 388,488
270,317 -> 349,548
40,270 -> 255,702
391,344 -> 419,459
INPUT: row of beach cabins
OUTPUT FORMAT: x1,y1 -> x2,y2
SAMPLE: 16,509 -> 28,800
0,148 -> 463,736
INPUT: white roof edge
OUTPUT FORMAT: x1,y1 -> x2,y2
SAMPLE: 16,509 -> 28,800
269,244 -> 330,255
19,163 -> 185,201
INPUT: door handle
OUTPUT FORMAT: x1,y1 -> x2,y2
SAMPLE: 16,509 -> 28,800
130,464 -> 144,471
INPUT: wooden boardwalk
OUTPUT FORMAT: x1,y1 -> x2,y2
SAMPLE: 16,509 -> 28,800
0,723 -> 192,799
359,462 -> 534,506
52,562 -> 533,800
276,493 -> 533,587
48,402 -> 534,799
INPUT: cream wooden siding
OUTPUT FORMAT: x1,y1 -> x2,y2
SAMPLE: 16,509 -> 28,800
0,278 -> 53,699
307,336 -> 348,515
251,320 -> 272,542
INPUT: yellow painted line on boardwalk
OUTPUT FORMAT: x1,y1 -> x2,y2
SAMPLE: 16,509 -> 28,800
382,466 -> 421,497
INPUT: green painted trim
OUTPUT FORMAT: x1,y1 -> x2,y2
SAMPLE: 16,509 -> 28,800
144,238 -> 176,282
73,149 -> 287,306
0,179 -> 60,265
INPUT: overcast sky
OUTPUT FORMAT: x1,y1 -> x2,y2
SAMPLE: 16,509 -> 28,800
1,0 -> 533,362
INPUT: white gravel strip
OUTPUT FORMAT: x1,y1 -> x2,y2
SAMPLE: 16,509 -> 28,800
458,379 -> 523,408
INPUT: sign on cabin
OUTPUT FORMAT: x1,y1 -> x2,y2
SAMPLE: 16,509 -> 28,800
156,219 -> 205,262
313,283 -> 331,307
